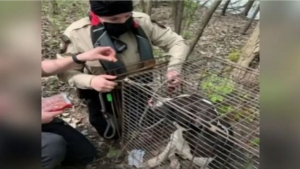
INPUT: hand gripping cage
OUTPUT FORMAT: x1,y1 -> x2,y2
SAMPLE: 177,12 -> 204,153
111,56 -> 259,169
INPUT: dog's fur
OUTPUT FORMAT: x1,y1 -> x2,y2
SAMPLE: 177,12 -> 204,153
146,94 -> 234,169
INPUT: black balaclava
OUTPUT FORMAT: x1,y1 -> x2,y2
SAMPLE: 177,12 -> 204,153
90,0 -> 134,37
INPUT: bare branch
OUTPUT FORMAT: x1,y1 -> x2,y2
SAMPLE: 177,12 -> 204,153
188,0 -> 222,56
221,0 -> 231,16
242,0 -> 255,16
242,5 -> 260,34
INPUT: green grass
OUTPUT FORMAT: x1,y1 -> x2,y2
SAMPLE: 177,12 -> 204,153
250,137 -> 260,147
201,74 -> 235,104
183,31 -> 193,39
227,49 -> 241,62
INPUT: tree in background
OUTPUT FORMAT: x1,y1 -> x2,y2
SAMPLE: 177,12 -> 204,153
171,1 -> 177,21
182,0 -> 202,34
153,0 -> 158,8
221,0 -> 231,16
242,5 -> 259,34
144,0 -> 152,16
170,0 -> 185,35
231,23 -> 259,82
174,0 -> 184,34
242,0 -> 255,17
50,0 -> 59,15
188,0 -> 222,56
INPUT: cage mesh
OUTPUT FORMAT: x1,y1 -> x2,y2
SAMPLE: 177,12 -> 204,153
119,56 -> 259,169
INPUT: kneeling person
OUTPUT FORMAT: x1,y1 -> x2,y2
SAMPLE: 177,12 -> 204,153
56,0 -> 189,141
41,46 -> 116,169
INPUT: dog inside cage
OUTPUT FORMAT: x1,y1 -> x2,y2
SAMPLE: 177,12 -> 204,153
144,93 -> 235,169
120,57 -> 259,169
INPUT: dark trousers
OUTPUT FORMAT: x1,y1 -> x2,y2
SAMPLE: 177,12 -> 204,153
42,118 -> 97,169
0,125 -> 40,169
42,132 -> 66,169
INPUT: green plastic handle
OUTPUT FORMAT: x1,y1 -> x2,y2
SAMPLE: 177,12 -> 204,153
107,93 -> 113,102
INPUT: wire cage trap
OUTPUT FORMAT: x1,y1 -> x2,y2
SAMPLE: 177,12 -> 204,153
118,56 -> 259,169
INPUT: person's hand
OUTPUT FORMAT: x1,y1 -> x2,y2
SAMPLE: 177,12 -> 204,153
42,110 -> 63,124
166,70 -> 181,89
90,75 -> 117,92
77,46 -> 117,62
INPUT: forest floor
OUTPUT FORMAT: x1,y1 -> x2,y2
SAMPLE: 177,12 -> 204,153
41,1 -> 257,169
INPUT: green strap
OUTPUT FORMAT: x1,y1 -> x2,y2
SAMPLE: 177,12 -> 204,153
107,93 -> 113,102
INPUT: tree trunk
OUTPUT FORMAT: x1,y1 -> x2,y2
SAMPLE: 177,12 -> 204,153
242,5 -> 259,34
231,23 -> 259,81
154,0 -> 158,8
174,0 -> 184,34
171,1 -> 178,20
221,0 -> 231,16
141,0 -> 146,13
50,0 -> 59,15
145,1 -> 152,16
183,0 -> 209,31
242,0 -> 255,17
133,0 -> 140,7
183,0 -> 201,34
188,0 -> 222,56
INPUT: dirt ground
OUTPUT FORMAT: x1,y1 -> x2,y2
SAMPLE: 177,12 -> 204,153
41,2 -> 257,168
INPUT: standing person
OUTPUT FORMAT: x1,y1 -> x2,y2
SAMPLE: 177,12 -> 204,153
56,0 -> 189,142
41,46 -> 116,169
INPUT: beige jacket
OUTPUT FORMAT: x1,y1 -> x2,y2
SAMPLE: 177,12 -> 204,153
57,12 -> 189,89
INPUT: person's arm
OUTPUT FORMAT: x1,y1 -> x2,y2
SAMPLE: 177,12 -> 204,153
42,56 -> 75,77
56,27 -> 118,90
146,16 -> 190,87
149,19 -> 190,73
42,47 -> 116,77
